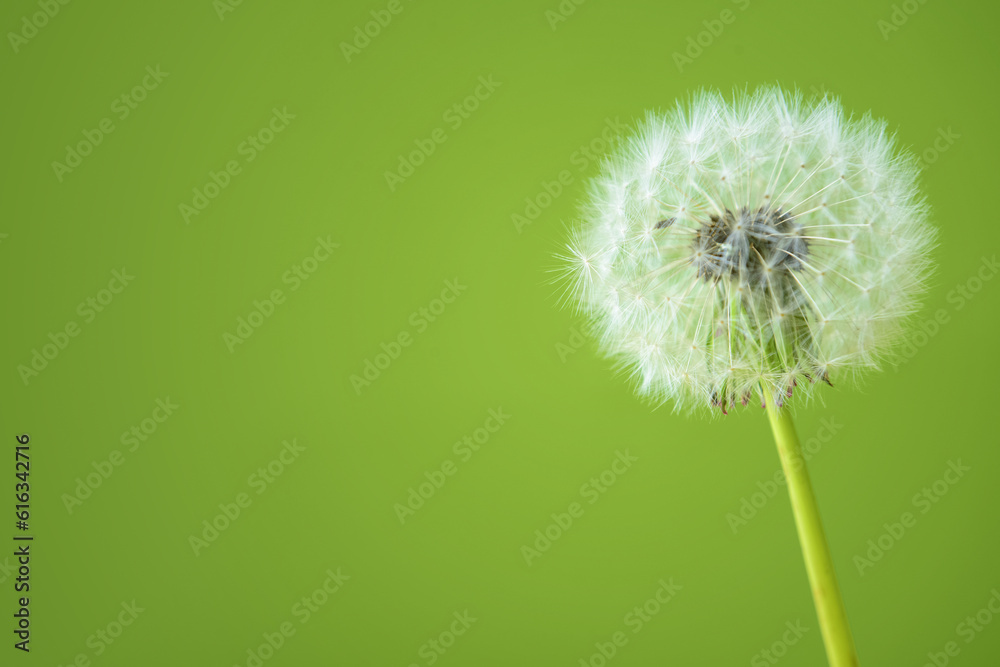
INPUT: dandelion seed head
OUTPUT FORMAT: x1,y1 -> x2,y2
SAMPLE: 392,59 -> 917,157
560,86 -> 935,413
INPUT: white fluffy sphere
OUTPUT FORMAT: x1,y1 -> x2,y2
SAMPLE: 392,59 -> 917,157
561,86 -> 935,413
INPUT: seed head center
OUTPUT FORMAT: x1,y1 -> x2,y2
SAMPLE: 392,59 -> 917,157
691,204 -> 809,286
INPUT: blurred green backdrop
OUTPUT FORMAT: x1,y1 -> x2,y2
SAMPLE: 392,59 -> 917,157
1,0 -> 998,665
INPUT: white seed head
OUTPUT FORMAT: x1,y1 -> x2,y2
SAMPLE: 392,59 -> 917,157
559,86 -> 935,413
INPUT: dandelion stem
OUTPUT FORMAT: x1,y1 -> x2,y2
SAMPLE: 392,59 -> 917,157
764,400 -> 859,667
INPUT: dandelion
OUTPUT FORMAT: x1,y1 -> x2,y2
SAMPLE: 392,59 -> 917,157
557,86 -> 935,667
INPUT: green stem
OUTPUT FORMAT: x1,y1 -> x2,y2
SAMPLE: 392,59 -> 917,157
764,399 -> 859,667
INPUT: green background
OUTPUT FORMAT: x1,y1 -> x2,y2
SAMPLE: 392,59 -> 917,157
2,0 -> 998,665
